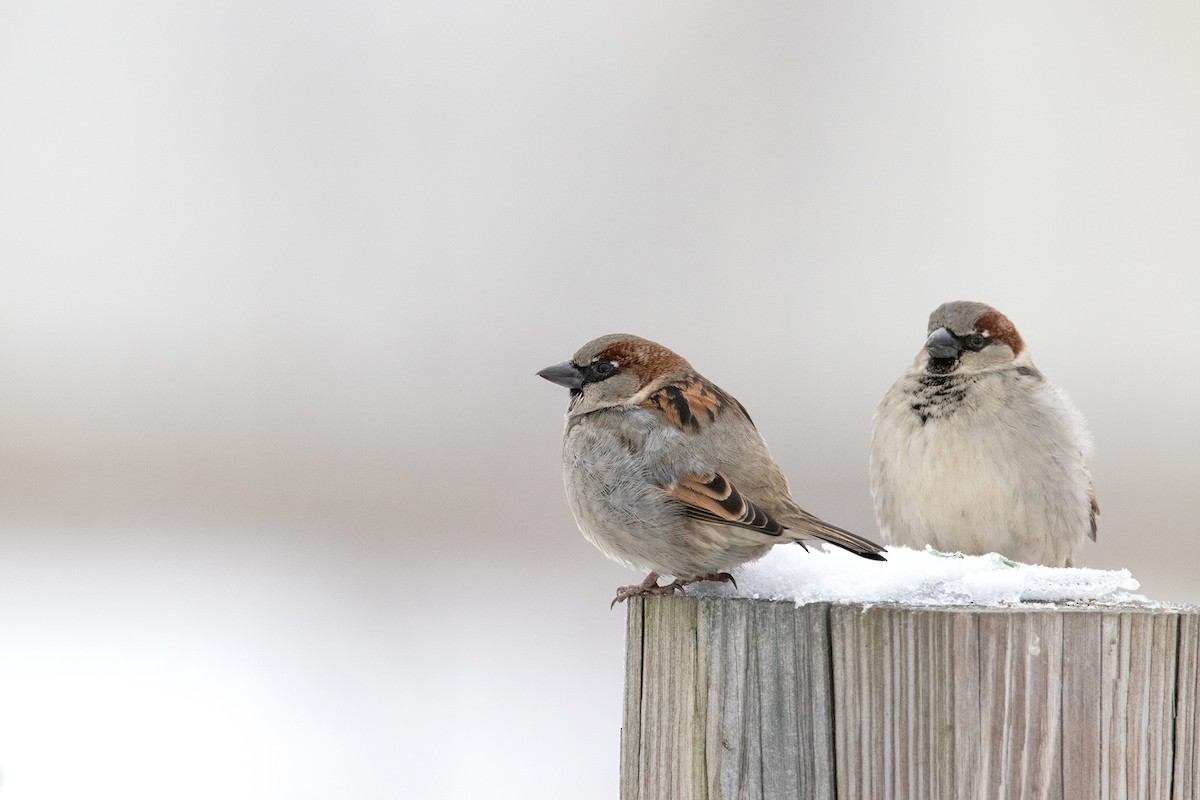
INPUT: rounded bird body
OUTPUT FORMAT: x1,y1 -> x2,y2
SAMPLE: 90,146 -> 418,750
562,406 -> 776,578
870,301 -> 1098,567
540,333 -> 885,602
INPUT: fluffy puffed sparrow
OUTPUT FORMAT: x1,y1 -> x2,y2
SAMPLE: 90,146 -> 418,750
870,301 -> 1098,567
539,333 -> 885,604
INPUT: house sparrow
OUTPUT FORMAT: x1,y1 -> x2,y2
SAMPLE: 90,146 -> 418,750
539,333 -> 885,605
870,301 -> 1098,567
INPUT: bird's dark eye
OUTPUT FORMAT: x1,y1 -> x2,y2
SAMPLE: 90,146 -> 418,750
583,360 -> 618,382
965,333 -> 987,351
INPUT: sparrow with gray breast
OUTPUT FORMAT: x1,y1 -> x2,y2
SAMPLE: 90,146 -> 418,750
870,301 -> 1098,567
539,333 -> 885,605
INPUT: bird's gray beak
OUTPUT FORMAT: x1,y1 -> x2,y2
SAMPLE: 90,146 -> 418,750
537,361 -> 584,390
925,327 -> 961,360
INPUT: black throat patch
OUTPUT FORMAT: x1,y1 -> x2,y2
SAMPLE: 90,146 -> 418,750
909,373 -> 973,425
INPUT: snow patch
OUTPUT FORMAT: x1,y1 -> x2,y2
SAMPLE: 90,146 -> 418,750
685,545 -> 1159,608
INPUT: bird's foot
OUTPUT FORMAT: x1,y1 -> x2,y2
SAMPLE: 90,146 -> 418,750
611,572 -> 737,607
614,573 -> 691,609
611,573 -> 677,607
672,572 -> 738,591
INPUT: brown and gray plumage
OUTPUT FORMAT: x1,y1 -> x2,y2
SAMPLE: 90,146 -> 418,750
870,301 -> 1098,567
538,333 -> 885,604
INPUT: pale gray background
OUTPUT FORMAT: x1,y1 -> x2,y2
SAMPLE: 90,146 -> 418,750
1,2 -> 1198,798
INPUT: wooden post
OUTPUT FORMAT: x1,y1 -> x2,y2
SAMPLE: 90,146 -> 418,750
621,596 -> 1200,800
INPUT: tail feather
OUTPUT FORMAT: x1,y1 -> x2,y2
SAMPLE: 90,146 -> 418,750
789,512 -> 887,561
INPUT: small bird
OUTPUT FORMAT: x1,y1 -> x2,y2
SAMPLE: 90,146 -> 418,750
870,301 -> 1098,567
539,333 -> 885,605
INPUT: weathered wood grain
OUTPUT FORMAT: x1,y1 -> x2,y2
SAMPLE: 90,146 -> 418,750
1061,610 -> 1102,797
1174,611 -> 1200,800
627,594 -> 704,798
698,600 -> 835,800
1100,610 -> 1180,799
621,598 -> 838,800
621,596 -> 645,800
621,597 -> 1199,800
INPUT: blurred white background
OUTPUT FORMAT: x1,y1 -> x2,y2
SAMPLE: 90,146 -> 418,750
1,1 -> 1198,798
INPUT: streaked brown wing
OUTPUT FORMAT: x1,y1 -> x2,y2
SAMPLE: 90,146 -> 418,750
666,472 -> 784,537
639,374 -> 754,433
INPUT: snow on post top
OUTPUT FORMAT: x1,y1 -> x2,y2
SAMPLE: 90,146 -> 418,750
685,545 -> 1162,609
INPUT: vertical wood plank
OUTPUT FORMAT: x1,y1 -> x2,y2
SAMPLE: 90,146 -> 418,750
1174,612 -> 1200,800
792,603 -> 837,800
620,596 -> 645,800
696,599 -> 837,800
916,608 -> 977,799
830,603 -> 879,799
1100,612 -> 1128,799
977,611 -> 1066,799
898,607 -> 969,799
1061,610 -> 1103,798
1101,610 -> 1181,799
637,595 -> 703,799
699,596 -> 757,799
751,601 -> 834,800
1145,613 -> 1179,799
828,604 -> 856,799
949,610 -> 982,800
831,606 -> 985,799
